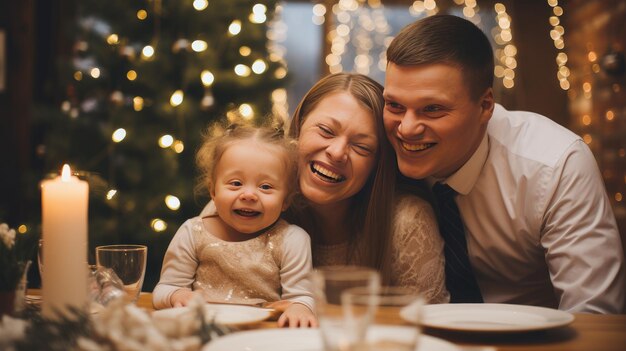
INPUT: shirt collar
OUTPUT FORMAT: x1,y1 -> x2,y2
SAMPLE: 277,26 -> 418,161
428,133 -> 489,195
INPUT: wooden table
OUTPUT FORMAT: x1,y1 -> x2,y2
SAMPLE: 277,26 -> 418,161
135,293 -> 626,351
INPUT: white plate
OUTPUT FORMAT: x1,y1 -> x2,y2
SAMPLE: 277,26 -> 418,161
152,303 -> 272,326
202,325 -> 461,351
401,303 -> 575,332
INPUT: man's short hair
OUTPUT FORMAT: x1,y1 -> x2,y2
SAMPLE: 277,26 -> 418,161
387,15 -> 494,100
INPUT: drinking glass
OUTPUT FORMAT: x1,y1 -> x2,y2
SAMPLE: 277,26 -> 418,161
343,286 -> 424,351
95,245 -> 147,302
311,266 -> 380,351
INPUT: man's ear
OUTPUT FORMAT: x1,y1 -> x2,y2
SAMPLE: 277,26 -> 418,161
479,87 -> 495,125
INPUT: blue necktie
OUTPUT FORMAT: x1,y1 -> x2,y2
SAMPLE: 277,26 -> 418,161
432,182 -> 483,303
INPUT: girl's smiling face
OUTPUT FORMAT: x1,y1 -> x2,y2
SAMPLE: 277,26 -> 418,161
297,92 -> 379,207
211,140 -> 290,237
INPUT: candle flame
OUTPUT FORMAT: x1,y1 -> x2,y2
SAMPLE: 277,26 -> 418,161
61,164 -> 72,181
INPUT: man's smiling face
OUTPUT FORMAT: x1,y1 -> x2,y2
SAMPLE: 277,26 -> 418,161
383,63 -> 493,179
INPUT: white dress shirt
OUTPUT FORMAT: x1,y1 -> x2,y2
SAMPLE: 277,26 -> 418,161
443,104 -> 625,313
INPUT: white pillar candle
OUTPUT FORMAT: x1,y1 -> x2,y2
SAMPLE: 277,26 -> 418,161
41,164 -> 88,319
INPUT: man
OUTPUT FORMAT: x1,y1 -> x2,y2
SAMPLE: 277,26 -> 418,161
383,14 -> 625,313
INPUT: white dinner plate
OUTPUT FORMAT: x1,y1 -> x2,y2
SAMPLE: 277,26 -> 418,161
400,303 -> 575,332
202,325 -> 461,351
152,303 -> 272,326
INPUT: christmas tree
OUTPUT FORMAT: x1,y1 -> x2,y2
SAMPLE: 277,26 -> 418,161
33,0 -> 287,290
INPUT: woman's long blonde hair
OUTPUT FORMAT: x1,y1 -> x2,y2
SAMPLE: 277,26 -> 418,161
286,73 -> 396,282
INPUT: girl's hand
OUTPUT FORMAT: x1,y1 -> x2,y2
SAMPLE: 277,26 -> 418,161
277,303 -> 318,328
170,288 -> 194,307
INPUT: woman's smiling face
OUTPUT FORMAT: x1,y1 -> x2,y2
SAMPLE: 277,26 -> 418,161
296,92 -> 379,207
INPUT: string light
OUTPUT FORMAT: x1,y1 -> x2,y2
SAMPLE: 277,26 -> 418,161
74,71 -> 83,81
239,46 -> 252,56
234,64 -> 251,77
547,0 -> 569,90
106,34 -> 119,45
193,0 -> 208,11
191,40 -> 208,52
228,20 -> 242,36
251,59 -> 267,74
17,225 -> 27,234
133,96 -> 144,111
326,0 -> 391,75
90,68 -> 101,78
493,3 -> 516,89
250,4 -> 267,23
173,140 -> 185,153
106,189 -> 117,200
159,135 -> 174,148
112,128 -> 127,142
137,9 -> 147,20
165,195 -> 181,210
151,218 -> 167,232
142,45 -> 155,59
239,103 -> 254,120
271,88 -> 288,121
126,70 -> 137,81
170,90 -> 184,106
201,70 -> 214,86
312,3 -> 326,25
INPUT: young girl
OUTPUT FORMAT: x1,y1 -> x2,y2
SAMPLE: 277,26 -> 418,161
153,123 -> 316,328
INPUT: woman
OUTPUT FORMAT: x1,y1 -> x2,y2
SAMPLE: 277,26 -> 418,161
286,73 -> 448,303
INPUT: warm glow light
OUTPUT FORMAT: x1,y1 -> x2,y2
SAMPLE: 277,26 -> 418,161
133,96 -> 144,111
582,82 -> 592,92
582,134 -> 592,144
553,6 -> 563,16
582,115 -> 591,126
253,4 -> 267,14
106,34 -> 119,45
234,64 -> 251,77
616,193 -> 623,202
250,12 -> 267,24
191,40 -> 208,52
74,71 -> 83,81
252,59 -> 267,74
142,45 -> 155,58
193,0 -> 208,11
229,20 -> 242,35
606,110 -> 615,121
165,195 -> 181,210
159,135 -> 174,148
239,46 -> 252,56
151,219 -> 167,232
137,9 -> 147,20
173,140 -> 185,153
201,70 -> 215,86
239,103 -> 254,119
112,128 -> 127,142
170,90 -> 184,106
18,225 -> 27,234
127,70 -> 137,81
90,68 -> 101,78
61,164 -> 71,181
588,51 -> 597,62
274,67 -> 287,79
313,3 -> 327,16
106,189 -> 117,200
